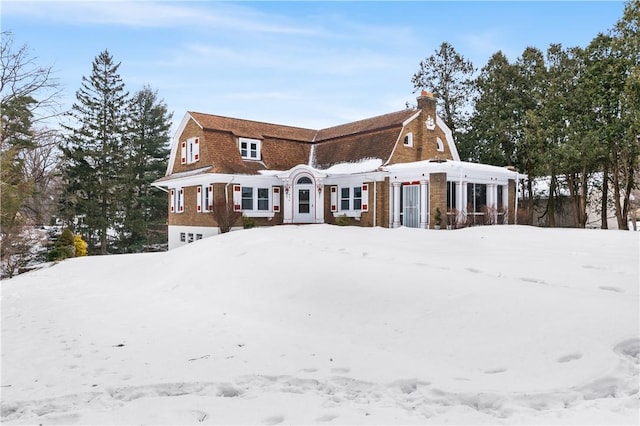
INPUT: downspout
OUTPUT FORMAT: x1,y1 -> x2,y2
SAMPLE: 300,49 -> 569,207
225,178 -> 235,204
373,179 -> 377,227
515,172 -> 519,225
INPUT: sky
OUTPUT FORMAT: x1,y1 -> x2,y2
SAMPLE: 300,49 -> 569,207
2,1 -> 628,133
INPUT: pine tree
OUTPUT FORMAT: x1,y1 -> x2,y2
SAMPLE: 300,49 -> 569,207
411,42 -> 475,141
60,50 -> 129,254
120,85 -> 172,251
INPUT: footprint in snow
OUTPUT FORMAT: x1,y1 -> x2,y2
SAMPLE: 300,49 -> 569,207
484,368 -> 507,374
330,367 -> 350,374
599,286 -> 622,293
262,415 -> 285,425
557,353 -> 582,363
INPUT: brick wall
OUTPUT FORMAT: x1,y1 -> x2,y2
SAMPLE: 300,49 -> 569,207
508,179 -> 516,224
429,172 -> 447,229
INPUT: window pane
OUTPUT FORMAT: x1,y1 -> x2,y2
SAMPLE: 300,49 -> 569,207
297,176 -> 312,184
341,188 -> 349,198
299,189 -> 309,202
242,187 -> 253,210
353,187 -> 362,210
258,188 -> 269,210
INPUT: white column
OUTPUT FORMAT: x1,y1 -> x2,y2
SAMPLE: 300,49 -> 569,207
388,182 -> 394,228
460,182 -> 467,217
392,182 -> 401,228
420,180 -> 428,229
283,178 -> 292,224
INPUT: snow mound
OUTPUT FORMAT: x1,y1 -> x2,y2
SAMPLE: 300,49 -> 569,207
1,225 -> 638,424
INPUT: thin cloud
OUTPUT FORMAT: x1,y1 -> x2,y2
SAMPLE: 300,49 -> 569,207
2,1 -> 322,35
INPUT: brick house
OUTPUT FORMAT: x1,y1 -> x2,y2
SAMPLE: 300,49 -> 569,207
154,92 -> 521,249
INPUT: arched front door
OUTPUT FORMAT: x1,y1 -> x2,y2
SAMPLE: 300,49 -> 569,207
293,175 -> 315,223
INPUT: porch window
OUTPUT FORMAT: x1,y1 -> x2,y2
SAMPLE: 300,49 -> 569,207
353,187 -> 362,210
447,181 -> 457,209
467,183 -> 487,213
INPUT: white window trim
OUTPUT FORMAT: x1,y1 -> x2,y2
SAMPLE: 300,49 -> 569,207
334,185 -> 366,218
174,187 -> 184,214
403,132 -> 413,147
239,137 -> 262,161
239,185 -> 274,218
436,136 -> 444,152
198,184 -> 214,213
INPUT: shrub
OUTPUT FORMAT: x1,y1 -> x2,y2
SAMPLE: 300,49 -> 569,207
335,215 -> 350,226
74,234 -> 88,257
242,216 -> 256,229
48,228 -> 75,261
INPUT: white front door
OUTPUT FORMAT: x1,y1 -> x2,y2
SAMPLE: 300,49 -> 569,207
293,176 -> 315,223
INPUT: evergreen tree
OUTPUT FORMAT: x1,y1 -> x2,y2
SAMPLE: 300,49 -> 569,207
60,50 -> 129,254
411,42 -> 475,141
120,85 -> 172,251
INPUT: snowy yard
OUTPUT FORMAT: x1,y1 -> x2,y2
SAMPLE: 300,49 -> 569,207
1,225 -> 638,424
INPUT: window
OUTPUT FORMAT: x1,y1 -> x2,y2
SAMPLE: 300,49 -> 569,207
198,184 -> 214,213
403,132 -> 413,147
339,186 -> 365,211
196,234 -> 203,241
180,232 -> 186,242
239,137 -> 261,160
188,233 -> 194,243
297,176 -> 312,184
257,188 -> 269,210
467,183 -> 487,213
242,187 -> 253,210
238,186 -> 270,212
353,187 -> 362,210
181,137 -> 200,164
497,185 -> 504,211
172,188 -> 184,213
340,188 -> 350,210
436,137 -> 444,152
447,181 -> 457,210
331,185 -> 369,213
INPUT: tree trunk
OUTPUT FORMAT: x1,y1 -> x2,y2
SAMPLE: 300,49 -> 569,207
601,166 -> 609,229
547,174 -> 557,227
579,169 -> 588,228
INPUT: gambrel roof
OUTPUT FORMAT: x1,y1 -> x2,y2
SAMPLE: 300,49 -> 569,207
170,108 -> 419,175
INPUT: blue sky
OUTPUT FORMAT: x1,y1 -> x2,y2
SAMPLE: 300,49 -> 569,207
2,1 -> 626,132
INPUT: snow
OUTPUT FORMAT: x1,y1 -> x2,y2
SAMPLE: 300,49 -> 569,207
1,225 -> 638,424
322,159 -> 382,174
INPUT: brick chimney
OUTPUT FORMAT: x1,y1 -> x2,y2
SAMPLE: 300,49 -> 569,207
416,90 -> 436,111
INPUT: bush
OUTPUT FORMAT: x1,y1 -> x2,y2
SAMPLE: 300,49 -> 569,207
335,215 -> 350,226
242,216 -> 256,229
74,234 -> 88,257
49,228 -> 75,260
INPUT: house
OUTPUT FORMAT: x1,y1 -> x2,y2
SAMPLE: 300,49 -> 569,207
154,92 -> 522,250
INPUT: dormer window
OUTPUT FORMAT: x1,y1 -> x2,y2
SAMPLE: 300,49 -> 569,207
403,132 -> 413,147
239,137 -> 261,160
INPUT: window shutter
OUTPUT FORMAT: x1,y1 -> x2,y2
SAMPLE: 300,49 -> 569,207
362,184 -> 369,212
194,137 -> 200,161
179,188 -> 184,212
170,189 -> 175,213
272,186 -> 280,212
208,185 -> 214,211
180,141 -> 187,164
233,185 -> 242,211
196,186 -> 202,212
330,186 -> 338,212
